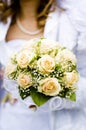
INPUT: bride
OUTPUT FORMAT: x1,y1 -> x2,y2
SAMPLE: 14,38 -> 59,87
0,0 -> 86,130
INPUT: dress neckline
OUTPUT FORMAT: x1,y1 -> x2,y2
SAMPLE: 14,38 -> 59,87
5,39 -> 28,44
3,37 -> 45,48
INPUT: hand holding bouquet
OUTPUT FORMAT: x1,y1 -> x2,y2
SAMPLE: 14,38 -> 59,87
5,38 -> 79,106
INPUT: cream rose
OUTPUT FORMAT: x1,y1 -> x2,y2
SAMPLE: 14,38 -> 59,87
40,39 -> 59,54
38,78 -> 61,96
22,38 -> 41,51
55,49 -> 76,64
22,39 -> 36,52
17,73 -> 32,88
37,55 -> 55,73
16,49 -> 35,68
5,61 -> 17,76
64,71 -> 79,87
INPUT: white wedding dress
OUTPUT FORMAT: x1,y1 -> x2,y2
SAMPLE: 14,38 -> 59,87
0,5 -> 86,130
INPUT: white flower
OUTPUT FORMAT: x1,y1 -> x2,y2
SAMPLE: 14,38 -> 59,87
38,78 -> 61,96
64,71 -> 79,87
55,49 -> 76,64
5,61 -> 17,76
40,39 -> 60,54
21,39 -> 36,52
16,49 -> 35,68
22,38 -> 42,52
37,55 -> 55,73
17,73 -> 32,88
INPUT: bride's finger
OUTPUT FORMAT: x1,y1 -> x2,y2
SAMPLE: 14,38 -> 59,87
10,98 -> 17,105
1,93 -> 17,105
7,93 -> 17,105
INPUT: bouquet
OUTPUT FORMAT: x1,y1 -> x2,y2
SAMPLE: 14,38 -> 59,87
5,38 -> 79,106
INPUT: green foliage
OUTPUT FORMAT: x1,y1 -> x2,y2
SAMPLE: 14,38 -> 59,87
11,55 -> 17,64
19,86 -> 30,100
9,71 -> 18,80
66,61 -> 77,72
30,88 -> 50,106
70,92 -> 76,101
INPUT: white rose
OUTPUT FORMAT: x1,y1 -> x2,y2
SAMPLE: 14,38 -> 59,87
38,78 -> 61,96
55,49 -> 76,64
22,38 -> 41,52
37,55 -> 55,73
64,71 -> 79,87
40,39 -> 60,54
17,73 -> 32,88
16,49 -> 35,68
5,61 -> 17,76
22,39 -> 36,52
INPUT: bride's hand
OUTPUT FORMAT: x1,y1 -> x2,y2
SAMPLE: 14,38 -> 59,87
1,93 -> 17,105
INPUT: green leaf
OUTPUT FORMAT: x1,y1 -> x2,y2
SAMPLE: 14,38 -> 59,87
29,56 -> 37,64
11,55 -> 17,64
19,86 -> 30,100
70,92 -> 76,101
30,88 -> 50,106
